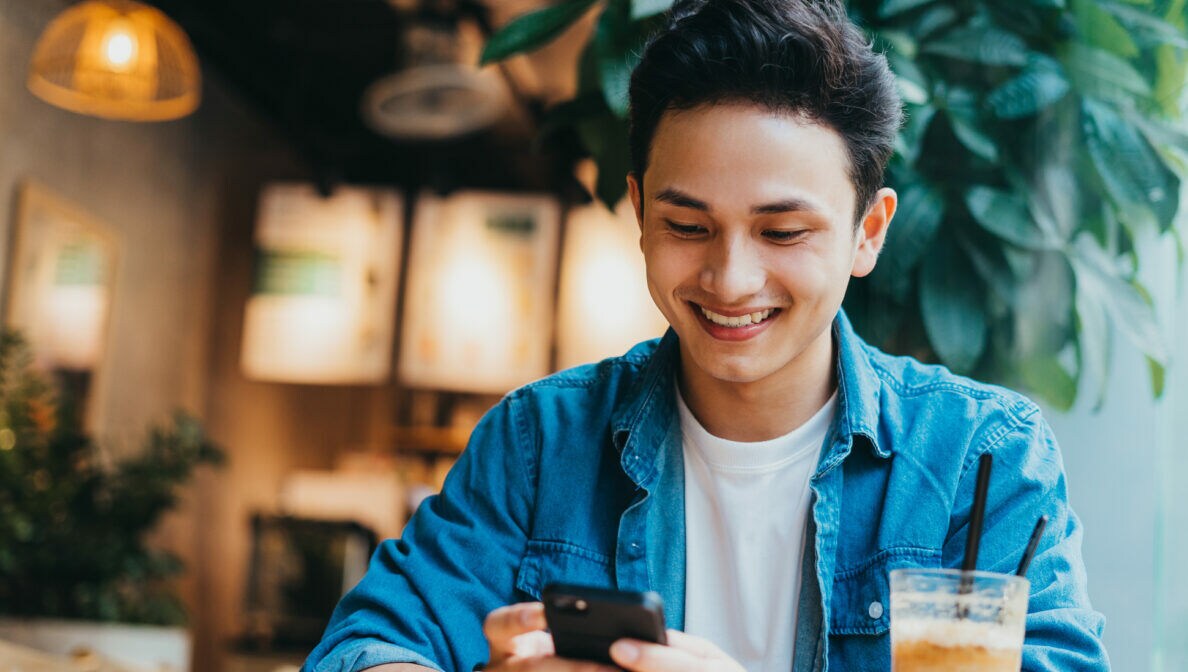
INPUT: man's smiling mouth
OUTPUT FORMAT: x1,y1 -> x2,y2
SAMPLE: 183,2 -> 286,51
695,304 -> 780,328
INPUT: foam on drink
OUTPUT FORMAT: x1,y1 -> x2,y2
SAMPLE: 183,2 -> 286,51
892,618 -> 1023,672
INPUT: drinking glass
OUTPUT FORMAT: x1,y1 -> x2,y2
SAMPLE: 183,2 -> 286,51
890,568 -> 1029,672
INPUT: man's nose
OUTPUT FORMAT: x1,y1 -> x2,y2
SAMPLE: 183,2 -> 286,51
699,236 -> 766,302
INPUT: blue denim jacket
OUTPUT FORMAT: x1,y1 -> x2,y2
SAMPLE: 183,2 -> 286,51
304,311 -> 1109,672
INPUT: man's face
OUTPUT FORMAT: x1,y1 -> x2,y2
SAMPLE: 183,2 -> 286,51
628,103 -> 894,388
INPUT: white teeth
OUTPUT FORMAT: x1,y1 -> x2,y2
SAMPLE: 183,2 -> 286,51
700,306 -> 774,328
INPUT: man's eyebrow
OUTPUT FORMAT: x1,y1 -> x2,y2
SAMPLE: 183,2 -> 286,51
751,197 -> 819,215
654,187 -> 710,211
653,187 -> 822,216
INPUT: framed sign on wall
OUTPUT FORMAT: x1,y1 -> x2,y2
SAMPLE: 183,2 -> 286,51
398,191 -> 560,393
240,183 -> 403,385
4,181 -> 120,429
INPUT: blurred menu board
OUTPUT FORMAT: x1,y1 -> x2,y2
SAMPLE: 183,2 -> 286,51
241,183 -> 402,384
398,191 -> 559,393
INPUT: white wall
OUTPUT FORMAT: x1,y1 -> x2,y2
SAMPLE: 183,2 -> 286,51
0,4 -> 305,671
1042,232 -> 1183,671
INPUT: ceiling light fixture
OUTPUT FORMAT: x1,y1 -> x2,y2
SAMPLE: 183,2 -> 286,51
28,0 -> 201,122
361,2 -> 506,140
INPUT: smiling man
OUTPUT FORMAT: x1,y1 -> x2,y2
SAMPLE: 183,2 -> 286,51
304,1 -> 1109,671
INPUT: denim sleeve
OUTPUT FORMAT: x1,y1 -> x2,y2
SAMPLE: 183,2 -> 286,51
942,410 -> 1110,671
302,394 -> 537,672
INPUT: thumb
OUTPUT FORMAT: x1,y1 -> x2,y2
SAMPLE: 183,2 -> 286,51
483,603 -> 547,663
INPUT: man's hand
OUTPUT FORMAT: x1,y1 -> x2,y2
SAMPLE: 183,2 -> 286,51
609,630 -> 746,672
482,602 -> 616,671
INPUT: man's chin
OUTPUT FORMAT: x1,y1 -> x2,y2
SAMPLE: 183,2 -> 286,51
688,353 -> 773,385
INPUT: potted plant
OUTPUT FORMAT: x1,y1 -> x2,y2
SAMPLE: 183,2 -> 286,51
479,0 -> 1188,410
0,331 -> 223,671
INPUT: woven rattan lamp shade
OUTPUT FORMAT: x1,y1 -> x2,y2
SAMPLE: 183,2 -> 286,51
28,0 -> 200,121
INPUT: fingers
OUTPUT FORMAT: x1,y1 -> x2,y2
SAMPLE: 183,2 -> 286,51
509,630 -> 555,659
484,603 -> 547,661
609,639 -> 695,672
663,630 -> 730,659
497,657 -> 617,672
610,635 -> 744,672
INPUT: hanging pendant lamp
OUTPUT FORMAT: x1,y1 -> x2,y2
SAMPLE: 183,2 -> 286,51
27,0 -> 201,121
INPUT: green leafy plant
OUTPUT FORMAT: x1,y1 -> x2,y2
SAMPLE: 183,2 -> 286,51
482,0 -> 1188,410
0,332 -> 223,625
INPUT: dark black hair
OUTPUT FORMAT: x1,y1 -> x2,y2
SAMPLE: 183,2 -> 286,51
628,0 -> 902,219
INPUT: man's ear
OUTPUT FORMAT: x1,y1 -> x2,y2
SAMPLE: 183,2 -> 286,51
627,172 -> 644,231
851,187 -> 897,278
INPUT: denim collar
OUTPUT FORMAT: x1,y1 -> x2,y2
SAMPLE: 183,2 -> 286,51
828,309 -> 889,460
610,309 -> 890,486
610,328 -> 681,488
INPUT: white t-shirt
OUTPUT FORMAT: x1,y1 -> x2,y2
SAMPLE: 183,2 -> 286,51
678,389 -> 837,672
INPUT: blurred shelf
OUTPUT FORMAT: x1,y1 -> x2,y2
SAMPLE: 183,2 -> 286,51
384,425 -> 470,457
224,650 -> 306,672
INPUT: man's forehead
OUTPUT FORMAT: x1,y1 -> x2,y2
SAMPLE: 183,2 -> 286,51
647,103 -> 851,173
642,104 -> 857,220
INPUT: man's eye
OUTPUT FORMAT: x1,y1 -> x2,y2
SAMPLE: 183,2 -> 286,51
666,220 -> 706,236
763,229 -> 805,242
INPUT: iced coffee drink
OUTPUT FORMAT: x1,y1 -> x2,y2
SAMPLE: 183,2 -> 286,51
890,568 -> 1028,672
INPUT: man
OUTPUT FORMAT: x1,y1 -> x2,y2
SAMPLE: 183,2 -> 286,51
305,1 -> 1109,670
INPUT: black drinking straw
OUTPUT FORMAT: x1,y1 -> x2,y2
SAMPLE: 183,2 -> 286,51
963,453 -> 994,573
958,453 -> 994,611
1015,515 -> 1049,577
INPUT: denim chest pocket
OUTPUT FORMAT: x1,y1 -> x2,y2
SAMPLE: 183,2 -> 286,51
830,548 -> 940,636
515,540 -> 616,600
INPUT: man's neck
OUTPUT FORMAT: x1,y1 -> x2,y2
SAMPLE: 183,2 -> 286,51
677,332 -> 837,442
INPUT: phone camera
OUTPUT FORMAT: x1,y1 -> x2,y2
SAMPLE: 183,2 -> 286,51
553,596 -> 590,614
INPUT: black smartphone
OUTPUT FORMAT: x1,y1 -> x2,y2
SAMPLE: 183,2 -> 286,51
543,583 -> 668,666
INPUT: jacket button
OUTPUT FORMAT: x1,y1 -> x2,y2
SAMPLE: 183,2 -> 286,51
868,601 -> 884,619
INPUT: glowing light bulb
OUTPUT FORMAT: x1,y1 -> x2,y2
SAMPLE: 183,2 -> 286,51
101,21 -> 137,70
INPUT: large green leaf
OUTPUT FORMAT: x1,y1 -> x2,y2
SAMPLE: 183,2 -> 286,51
896,104 -> 937,165
1074,0 -> 1139,57
1126,107 -> 1188,155
1011,251 -> 1076,358
879,29 -> 919,59
1070,234 -> 1168,365
868,182 -> 944,301
1147,356 -> 1166,398
1023,136 -> 1082,244
1020,355 -> 1078,411
1062,43 -> 1152,103
922,25 -> 1031,66
577,113 -> 633,209
987,56 -> 1072,119
1082,99 -> 1180,232
1098,0 -> 1188,48
1071,265 -> 1112,408
912,4 -> 960,39
879,0 -> 937,19
595,0 -> 642,118
535,92 -> 608,151
888,51 -> 930,105
631,0 -> 672,20
1154,44 -> 1188,115
960,235 -> 1019,308
843,280 -> 904,347
920,237 -> 989,373
947,111 -> 999,162
480,0 -> 600,64
965,186 -> 1052,249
